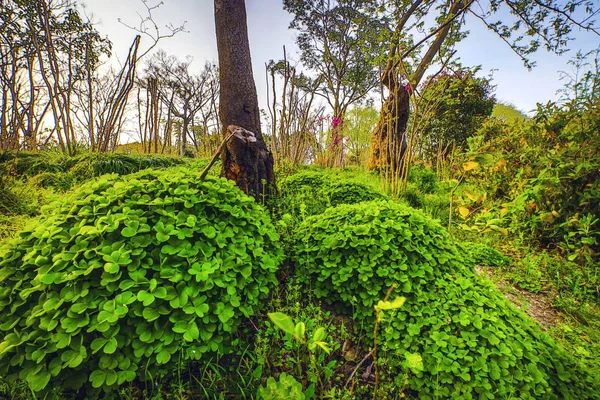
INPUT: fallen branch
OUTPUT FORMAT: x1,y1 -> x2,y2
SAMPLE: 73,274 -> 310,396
344,349 -> 375,389
199,131 -> 235,180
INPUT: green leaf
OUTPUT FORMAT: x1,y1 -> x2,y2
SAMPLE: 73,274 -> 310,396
173,321 -> 188,334
313,327 -> 327,342
183,320 -> 199,342
218,305 -> 235,324
405,353 -> 424,372
156,349 -> 171,364
310,341 -> 331,354
104,337 -> 118,354
268,312 -> 296,336
105,370 -> 118,386
90,369 -> 106,388
294,322 -> 306,340
28,370 -> 51,392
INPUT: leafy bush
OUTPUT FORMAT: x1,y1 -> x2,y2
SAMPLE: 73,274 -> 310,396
278,172 -> 332,217
257,372 -> 306,400
30,172 -> 78,192
324,181 -> 387,207
0,169 -> 283,394
402,182 -> 423,208
465,101 -> 600,263
408,164 -> 438,194
420,192 -> 450,223
292,201 -> 599,399
278,172 -> 388,220
460,242 -> 509,267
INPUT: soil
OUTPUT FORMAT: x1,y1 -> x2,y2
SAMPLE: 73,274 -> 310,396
475,266 -> 562,330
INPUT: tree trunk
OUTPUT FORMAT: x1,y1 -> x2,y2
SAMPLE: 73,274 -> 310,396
214,0 -> 275,201
368,0 -> 465,175
368,83 -> 410,172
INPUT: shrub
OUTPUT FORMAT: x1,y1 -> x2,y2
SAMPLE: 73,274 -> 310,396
324,182 -> 387,207
30,172 -> 78,192
278,172 -> 388,219
465,101 -> 600,263
460,242 -> 510,267
408,165 -> 438,194
420,192 -> 450,223
257,372 -> 306,400
0,168 -> 283,394
402,182 -> 423,208
292,201 -> 599,399
278,172 -> 332,218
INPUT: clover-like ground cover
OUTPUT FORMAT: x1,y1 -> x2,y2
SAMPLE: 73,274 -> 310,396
0,168 -> 283,394
292,201 -> 600,399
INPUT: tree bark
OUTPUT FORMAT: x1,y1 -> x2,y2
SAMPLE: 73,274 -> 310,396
368,0 -> 466,174
214,0 -> 275,201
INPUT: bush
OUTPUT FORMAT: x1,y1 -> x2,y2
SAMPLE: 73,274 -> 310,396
460,242 -> 510,267
278,172 -> 332,217
466,101 -> 600,263
324,182 -> 387,207
30,172 -> 78,192
278,172 -> 388,219
292,201 -> 599,399
0,168 -> 283,394
408,165 -> 438,194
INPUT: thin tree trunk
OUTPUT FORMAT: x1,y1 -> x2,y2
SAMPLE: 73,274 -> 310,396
214,0 -> 275,201
369,0 -> 466,175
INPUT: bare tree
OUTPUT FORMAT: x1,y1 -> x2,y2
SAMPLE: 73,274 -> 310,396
143,51 -> 216,155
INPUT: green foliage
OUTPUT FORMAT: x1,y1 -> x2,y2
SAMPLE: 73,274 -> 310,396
466,99 -> 600,264
343,106 -> 379,166
460,242 -> 510,267
408,164 -> 438,194
257,372 -> 306,400
278,172 -> 333,218
1,152 -> 186,190
254,281 -> 342,399
417,69 -> 495,162
293,201 -> 600,399
283,0 -> 387,116
492,102 -> 528,122
502,249 -> 599,301
558,47 -> 600,109
324,182 -> 387,208
0,168 -> 283,394
30,172 -> 78,192
268,312 -> 331,354
278,171 -> 387,219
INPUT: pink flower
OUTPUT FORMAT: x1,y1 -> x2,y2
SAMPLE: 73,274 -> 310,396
404,84 -> 411,92
332,116 -> 343,128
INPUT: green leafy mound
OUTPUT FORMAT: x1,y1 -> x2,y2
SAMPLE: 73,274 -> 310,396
324,182 -> 387,207
292,201 -> 599,399
408,165 -> 438,194
30,171 -> 78,191
280,171 -> 330,193
278,172 -> 332,217
460,242 -> 510,267
0,169 -> 283,393
278,172 -> 386,217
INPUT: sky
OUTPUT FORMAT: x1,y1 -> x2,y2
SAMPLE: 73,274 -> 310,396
81,0 -> 600,116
